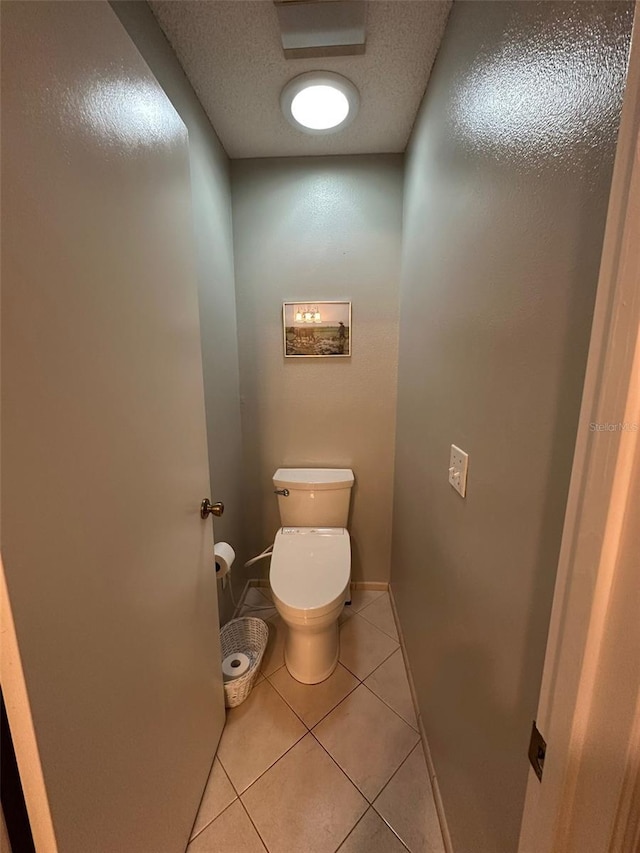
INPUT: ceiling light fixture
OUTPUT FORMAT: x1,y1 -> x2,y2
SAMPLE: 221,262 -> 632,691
281,72 -> 359,135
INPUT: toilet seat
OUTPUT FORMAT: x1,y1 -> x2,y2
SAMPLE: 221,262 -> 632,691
270,527 -> 350,617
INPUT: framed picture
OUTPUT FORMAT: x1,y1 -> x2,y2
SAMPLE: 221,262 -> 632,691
283,301 -> 351,358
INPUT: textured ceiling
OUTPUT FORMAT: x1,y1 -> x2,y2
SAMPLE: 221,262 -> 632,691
149,0 -> 452,158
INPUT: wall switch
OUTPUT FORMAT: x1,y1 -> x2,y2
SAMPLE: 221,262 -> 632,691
449,444 -> 469,497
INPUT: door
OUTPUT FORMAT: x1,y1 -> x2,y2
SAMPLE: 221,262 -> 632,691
1,3 -> 225,851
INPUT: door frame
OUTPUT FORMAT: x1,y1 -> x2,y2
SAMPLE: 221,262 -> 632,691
518,9 -> 640,851
0,560 -> 57,851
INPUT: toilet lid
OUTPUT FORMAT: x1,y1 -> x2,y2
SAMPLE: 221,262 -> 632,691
271,528 -> 350,612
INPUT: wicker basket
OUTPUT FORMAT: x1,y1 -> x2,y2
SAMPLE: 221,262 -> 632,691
220,617 -> 269,708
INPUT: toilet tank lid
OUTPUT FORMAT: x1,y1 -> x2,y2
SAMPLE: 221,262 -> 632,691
273,468 -> 354,491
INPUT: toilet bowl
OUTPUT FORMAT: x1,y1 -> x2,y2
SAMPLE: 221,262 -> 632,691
270,527 -> 350,684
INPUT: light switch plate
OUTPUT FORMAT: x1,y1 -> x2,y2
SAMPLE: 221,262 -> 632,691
449,444 -> 469,497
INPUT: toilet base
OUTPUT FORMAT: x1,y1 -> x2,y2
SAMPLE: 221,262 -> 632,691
282,619 -> 340,685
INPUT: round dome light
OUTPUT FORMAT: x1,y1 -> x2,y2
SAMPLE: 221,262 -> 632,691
291,85 -> 349,130
281,72 -> 359,135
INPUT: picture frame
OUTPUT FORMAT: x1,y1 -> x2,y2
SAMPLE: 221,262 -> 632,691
283,301 -> 351,358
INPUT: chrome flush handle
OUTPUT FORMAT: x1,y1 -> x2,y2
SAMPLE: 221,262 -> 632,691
274,488 -> 290,497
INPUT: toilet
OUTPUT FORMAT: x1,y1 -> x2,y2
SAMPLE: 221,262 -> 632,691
270,468 -> 354,684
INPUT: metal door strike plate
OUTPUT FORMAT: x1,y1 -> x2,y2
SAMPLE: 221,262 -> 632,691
528,721 -> 547,782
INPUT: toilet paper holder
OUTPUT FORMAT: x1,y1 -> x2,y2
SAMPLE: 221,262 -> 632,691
214,542 -> 235,580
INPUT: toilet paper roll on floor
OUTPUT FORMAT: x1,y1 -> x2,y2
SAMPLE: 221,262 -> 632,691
222,652 -> 250,681
215,542 -> 235,579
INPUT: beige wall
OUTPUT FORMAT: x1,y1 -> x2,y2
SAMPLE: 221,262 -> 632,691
112,2 -> 244,623
231,156 -> 403,582
391,2 -> 633,852
519,35 -> 640,847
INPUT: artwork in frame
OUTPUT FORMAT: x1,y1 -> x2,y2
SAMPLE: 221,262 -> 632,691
283,301 -> 351,358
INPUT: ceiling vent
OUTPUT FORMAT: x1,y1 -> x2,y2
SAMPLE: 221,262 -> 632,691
274,1 -> 367,59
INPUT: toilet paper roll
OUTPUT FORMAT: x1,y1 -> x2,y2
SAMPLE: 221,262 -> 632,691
214,542 -> 236,579
222,652 -> 250,682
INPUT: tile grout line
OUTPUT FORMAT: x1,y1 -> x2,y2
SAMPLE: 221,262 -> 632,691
359,679 -> 421,734
309,696 -> 420,804
216,682 -> 305,795
188,814 -> 218,844
373,808 -> 414,853
369,740 -> 440,853
356,590 -> 400,640
354,594 -> 420,728
345,590 -> 386,616
360,637 -> 400,681
338,610 -> 401,675
306,723 -> 419,843
335,807 -> 412,853
343,602 -> 393,626
263,675 -> 320,730
186,798 -> 239,849
192,759 -> 239,843
332,810 -> 370,853
186,751 -> 219,844
215,729 -> 416,853
236,794 -> 270,853
357,646 -> 419,730
307,683 -> 419,807
222,735 -> 411,853
220,724 -> 308,800
308,728 -> 377,808
236,726 -> 364,853
340,641 -> 400,686
335,810 -> 370,853
227,728 -> 306,799
358,609 -> 400,642
218,676 -> 320,802
303,610 -> 421,826
265,666 -> 362,730
234,710 -> 364,851
237,724 -> 369,853
370,739 -> 424,806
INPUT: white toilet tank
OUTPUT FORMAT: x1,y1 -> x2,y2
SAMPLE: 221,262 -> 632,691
273,468 -> 354,528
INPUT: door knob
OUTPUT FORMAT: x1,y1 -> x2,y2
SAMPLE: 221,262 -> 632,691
201,499 -> 224,519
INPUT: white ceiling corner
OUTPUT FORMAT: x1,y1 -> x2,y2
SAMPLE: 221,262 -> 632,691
148,0 -> 452,159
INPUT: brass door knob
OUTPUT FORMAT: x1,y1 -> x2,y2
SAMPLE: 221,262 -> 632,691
200,499 -> 224,519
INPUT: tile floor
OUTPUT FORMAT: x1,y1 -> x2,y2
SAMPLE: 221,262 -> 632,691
188,588 -> 445,853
